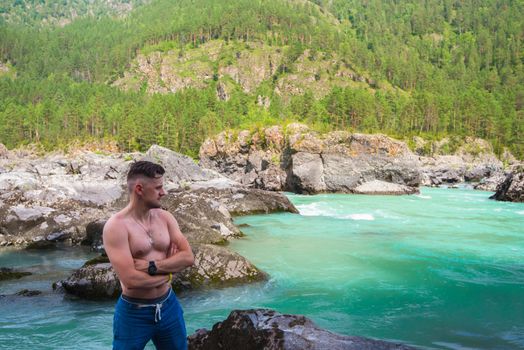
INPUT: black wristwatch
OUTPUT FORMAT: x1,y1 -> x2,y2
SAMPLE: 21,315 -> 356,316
148,261 -> 157,276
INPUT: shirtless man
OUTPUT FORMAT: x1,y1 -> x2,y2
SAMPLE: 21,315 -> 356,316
103,161 -> 194,350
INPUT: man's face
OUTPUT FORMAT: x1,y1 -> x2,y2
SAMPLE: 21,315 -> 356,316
139,176 -> 166,208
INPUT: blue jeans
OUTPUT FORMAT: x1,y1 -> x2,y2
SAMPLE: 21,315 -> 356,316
113,289 -> 187,350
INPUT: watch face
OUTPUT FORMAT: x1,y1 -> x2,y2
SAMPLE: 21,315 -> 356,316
148,261 -> 157,275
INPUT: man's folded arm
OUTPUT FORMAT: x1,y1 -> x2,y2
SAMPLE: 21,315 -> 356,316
155,210 -> 194,274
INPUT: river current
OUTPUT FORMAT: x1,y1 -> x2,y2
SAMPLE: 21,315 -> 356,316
1,187 -> 523,349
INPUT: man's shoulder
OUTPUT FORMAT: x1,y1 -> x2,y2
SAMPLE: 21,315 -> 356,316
104,211 -> 129,235
154,208 -> 176,221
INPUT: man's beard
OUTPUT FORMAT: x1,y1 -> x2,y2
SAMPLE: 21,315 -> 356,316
145,198 -> 162,209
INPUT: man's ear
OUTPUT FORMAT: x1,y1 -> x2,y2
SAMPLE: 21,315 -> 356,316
135,182 -> 144,195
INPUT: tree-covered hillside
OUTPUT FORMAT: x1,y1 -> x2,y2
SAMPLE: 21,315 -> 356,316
0,0 -> 522,158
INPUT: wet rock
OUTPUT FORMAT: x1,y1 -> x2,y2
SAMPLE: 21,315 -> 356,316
82,219 -> 107,250
26,239 -> 56,250
15,289 -> 42,297
172,244 -> 267,291
83,254 -> 110,267
188,309 -> 417,350
0,267 -> 32,281
490,166 -> 524,202
56,263 -> 120,299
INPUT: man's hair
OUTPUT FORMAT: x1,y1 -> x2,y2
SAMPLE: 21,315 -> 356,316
127,160 -> 165,182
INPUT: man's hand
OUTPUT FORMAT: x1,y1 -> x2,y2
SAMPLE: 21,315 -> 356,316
134,258 -> 149,273
134,243 -> 178,273
167,242 -> 178,257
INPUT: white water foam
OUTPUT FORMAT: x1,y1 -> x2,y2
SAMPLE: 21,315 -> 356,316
297,203 -> 337,217
416,194 -> 432,199
297,203 -> 375,220
343,213 -> 375,221
517,210 -> 524,215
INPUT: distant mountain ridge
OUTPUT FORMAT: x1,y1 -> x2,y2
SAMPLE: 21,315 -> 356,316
0,0 -> 149,27
0,0 -> 522,159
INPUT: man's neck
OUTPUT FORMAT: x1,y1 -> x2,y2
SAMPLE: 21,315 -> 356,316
127,200 -> 151,222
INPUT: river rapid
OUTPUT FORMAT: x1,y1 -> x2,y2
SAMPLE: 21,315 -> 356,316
1,187 -> 523,349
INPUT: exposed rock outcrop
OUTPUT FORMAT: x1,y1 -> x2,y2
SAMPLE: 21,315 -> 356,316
188,309 -> 417,350
490,165 -> 524,202
0,144 -> 274,248
200,124 -> 421,195
417,137 -> 504,188
0,149 -> 135,247
113,40 -> 378,100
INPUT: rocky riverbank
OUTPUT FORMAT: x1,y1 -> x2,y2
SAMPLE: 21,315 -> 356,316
0,143 -> 297,298
199,124 -> 516,194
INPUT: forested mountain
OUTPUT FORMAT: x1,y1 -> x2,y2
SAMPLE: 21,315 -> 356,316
0,0 -> 522,158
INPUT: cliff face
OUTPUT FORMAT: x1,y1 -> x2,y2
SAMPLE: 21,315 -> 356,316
199,124 -> 422,195
113,40 -> 381,101
200,125 -> 510,194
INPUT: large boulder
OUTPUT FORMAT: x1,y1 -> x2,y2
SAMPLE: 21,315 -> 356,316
490,166 -> 524,202
172,244 -> 267,291
145,144 -> 219,186
56,262 -> 120,299
188,309 -> 417,350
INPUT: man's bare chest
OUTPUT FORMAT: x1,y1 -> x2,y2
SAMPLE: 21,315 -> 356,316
128,222 -> 170,259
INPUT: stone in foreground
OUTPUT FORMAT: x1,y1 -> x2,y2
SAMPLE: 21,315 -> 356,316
188,309 -> 417,350
490,167 -> 524,202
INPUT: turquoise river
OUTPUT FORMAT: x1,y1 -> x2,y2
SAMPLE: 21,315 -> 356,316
1,187 -> 523,349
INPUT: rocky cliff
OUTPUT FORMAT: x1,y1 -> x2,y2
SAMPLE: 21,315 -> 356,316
200,125 -> 510,194
113,40 -> 380,102
200,123 -> 421,195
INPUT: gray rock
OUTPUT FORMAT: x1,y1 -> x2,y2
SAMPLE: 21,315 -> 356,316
162,187 -> 297,244
146,144 -> 218,185
474,172 -> 507,192
354,180 -> 419,195
321,154 -> 362,192
288,152 -> 325,194
0,267 -> 32,281
15,289 -> 42,297
200,125 -> 422,194
172,244 -> 267,291
188,309 -> 417,350
57,262 -> 120,299
490,167 -> 524,202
